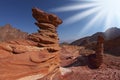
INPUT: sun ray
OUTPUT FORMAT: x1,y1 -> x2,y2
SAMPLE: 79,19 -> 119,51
50,3 -> 98,12
50,0 -> 120,38
104,12 -> 114,30
103,13 -> 114,38
115,9 -> 120,28
80,10 -> 105,35
63,6 -> 101,25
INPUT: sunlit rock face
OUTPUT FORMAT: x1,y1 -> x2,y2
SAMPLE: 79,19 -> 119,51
28,8 -> 62,53
0,8 -> 62,80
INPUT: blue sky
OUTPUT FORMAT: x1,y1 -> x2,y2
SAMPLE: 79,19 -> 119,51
0,0 -> 120,42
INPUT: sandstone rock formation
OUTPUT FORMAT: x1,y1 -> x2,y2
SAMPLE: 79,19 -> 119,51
0,8 -> 62,80
88,36 -> 104,69
28,8 -> 62,53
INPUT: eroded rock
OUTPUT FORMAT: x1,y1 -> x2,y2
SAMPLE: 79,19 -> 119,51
88,36 -> 104,69
28,8 -> 62,53
0,8 -> 62,80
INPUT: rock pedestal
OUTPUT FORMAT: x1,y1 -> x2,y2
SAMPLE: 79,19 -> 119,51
88,36 -> 104,69
28,8 -> 62,53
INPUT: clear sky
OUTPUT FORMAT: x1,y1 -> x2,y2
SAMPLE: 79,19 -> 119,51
0,0 -> 120,42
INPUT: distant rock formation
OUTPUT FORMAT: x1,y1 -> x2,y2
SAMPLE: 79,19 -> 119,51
0,8 -> 62,80
104,36 -> 120,56
71,27 -> 120,46
105,27 -> 120,40
0,24 -> 28,41
71,27 -> 120,56
88,36 -> 104,69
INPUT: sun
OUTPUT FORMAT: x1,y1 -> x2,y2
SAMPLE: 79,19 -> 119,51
95,0 -> 120,30
98,0 -> 120,12
50,0 -> 120,33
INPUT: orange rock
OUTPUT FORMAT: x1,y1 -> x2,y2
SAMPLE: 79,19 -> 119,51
32,8 -> 62,27
0,8 -> 62,80
28,8 -> 62,53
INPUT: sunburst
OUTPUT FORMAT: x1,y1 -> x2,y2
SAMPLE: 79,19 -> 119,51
50,0 -> 120,36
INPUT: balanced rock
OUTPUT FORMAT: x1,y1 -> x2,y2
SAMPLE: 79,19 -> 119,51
0,8 -> 62,80
28,8 -> 62,53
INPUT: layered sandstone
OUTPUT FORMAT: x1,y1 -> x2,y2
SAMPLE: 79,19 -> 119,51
0,8 -> 62,80
28,8 -> 62,53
